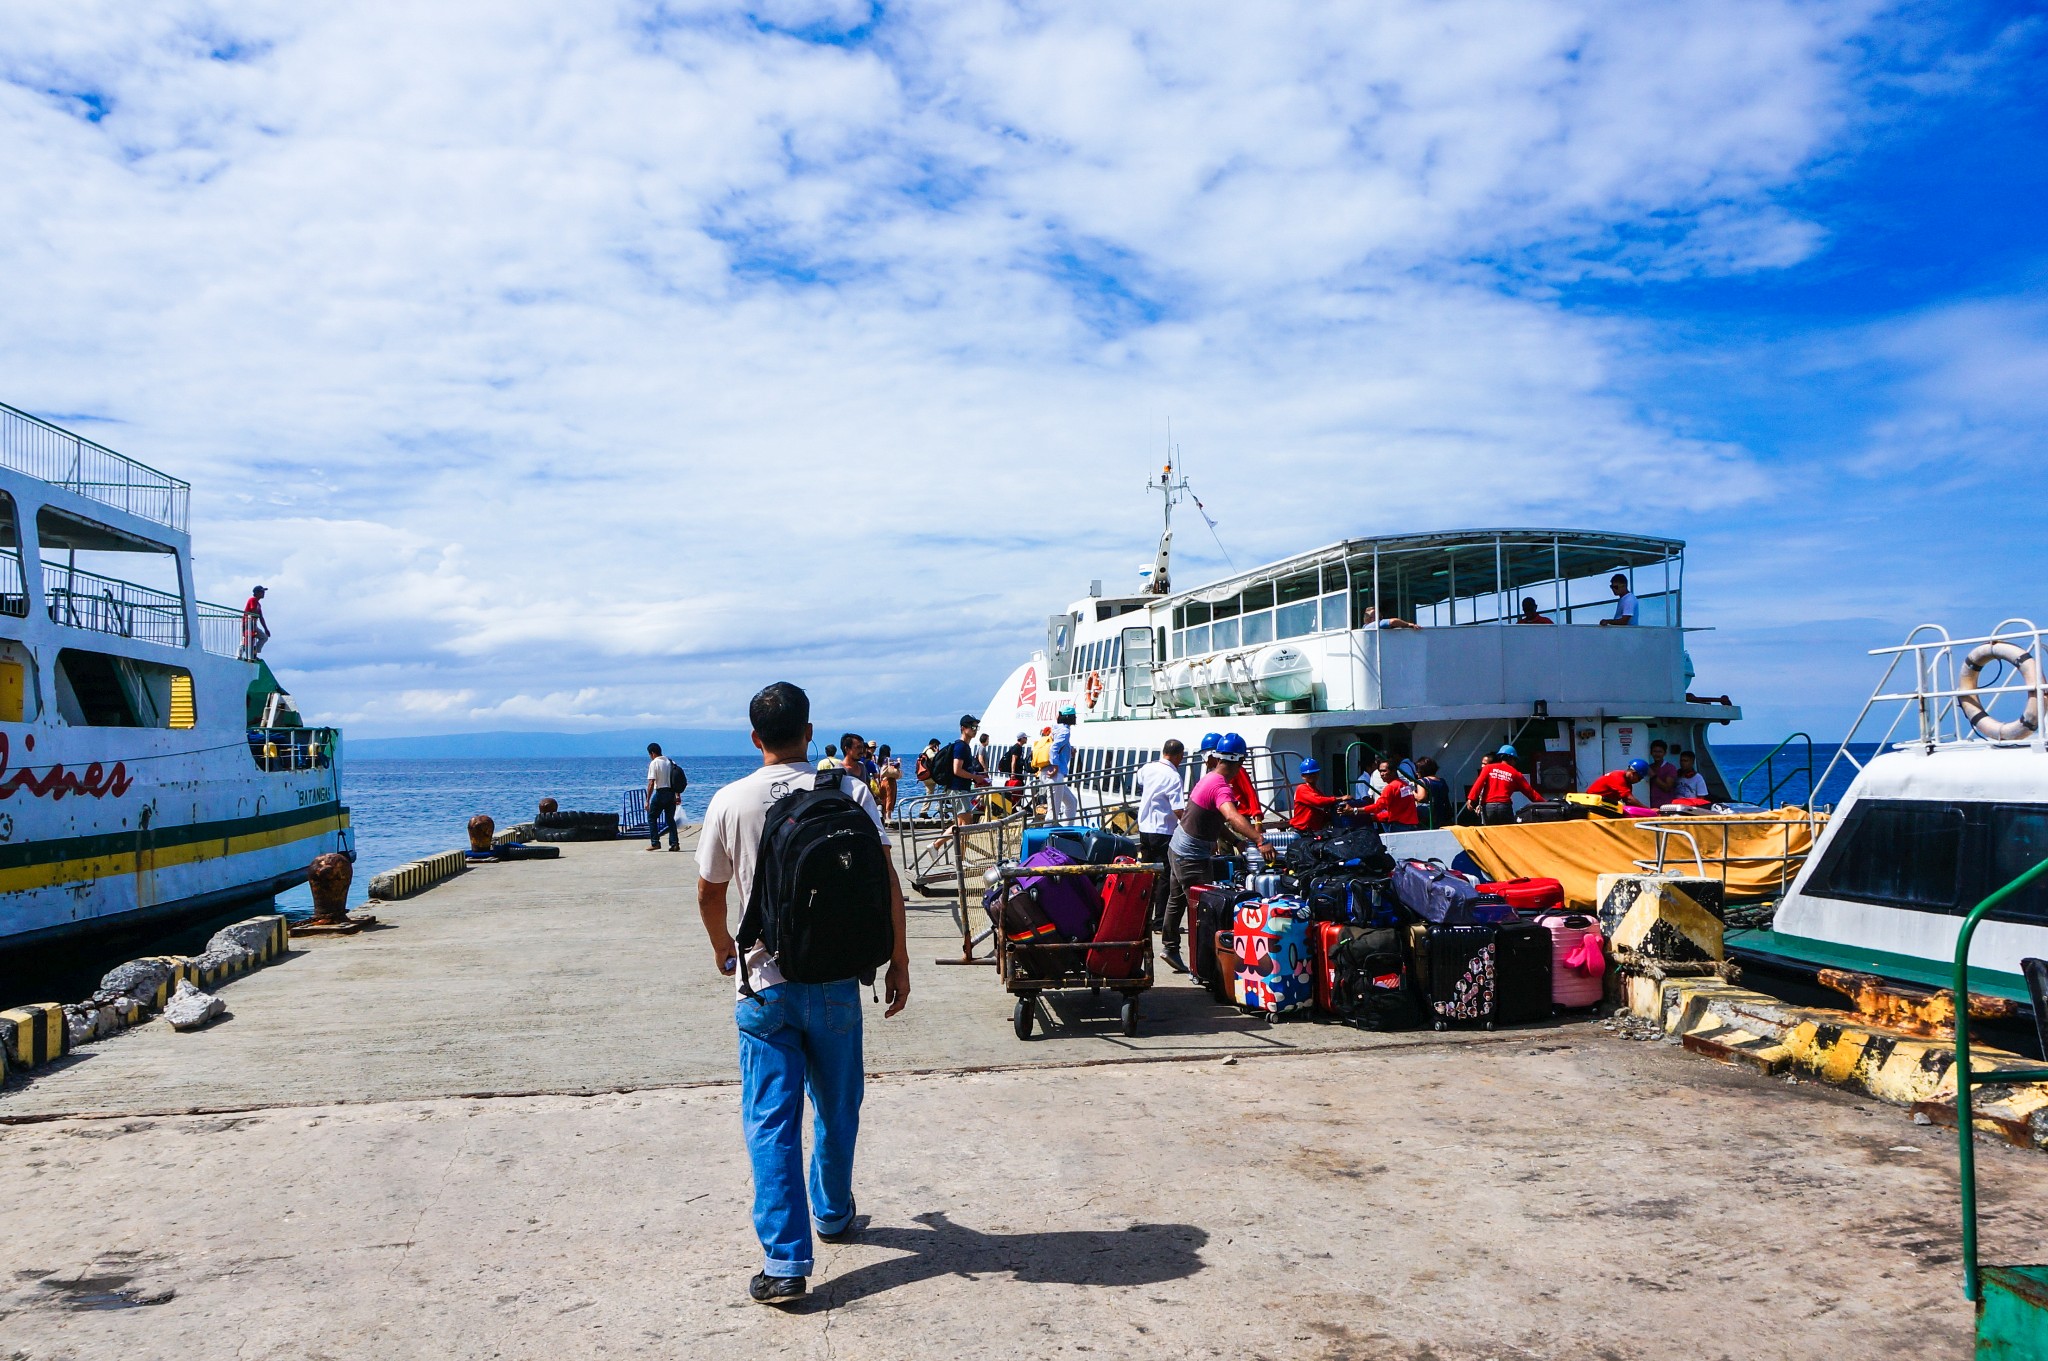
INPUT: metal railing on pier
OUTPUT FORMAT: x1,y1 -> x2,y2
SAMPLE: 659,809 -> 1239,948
0,401 -> 190,533
43,562 -> 187,647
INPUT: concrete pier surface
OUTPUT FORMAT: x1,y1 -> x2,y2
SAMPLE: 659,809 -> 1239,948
4,836 -> 2043,1358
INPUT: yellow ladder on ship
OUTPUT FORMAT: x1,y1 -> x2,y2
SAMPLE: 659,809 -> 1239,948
169,673 -> 195,729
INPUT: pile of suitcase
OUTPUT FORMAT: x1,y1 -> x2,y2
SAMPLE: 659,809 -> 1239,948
1191,827 -> 1608,1031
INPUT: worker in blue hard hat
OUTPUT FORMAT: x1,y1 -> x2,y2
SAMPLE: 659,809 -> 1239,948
1586,757 -> 1651,807
1198,732 -> 1220,754
1288,756 -> 1353,833
1217,732 -> 1264,824
1465,744 -> 1540,826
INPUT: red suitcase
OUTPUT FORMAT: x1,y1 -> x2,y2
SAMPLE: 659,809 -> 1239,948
1477,876 -> 1564,916
1085,862 -> 1155,979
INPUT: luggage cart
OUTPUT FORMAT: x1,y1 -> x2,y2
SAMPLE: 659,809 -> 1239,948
993,861 -> 1159,1040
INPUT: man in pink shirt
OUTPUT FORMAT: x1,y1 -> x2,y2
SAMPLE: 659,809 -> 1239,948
1161,735 -> 1269,973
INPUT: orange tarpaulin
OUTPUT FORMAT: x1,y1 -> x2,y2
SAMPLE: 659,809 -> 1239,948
1449,809 -> 1825,912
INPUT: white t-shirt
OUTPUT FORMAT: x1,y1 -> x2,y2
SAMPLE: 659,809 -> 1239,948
1613,592 -> 1638,623
1134,759 -> 1188,835
1674,770 -> 1709,800
697,761 -> 891,994
648,756 -> 678,791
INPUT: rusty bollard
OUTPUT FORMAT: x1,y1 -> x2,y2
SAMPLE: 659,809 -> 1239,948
468,814 -> 495,852
538,797 -> 558,817
308,852 -> 354,925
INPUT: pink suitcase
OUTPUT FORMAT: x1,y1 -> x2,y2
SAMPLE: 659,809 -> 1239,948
1535,912 -> 1605,1009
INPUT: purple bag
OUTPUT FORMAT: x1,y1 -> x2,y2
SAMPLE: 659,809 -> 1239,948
1017,848 -> 1103,939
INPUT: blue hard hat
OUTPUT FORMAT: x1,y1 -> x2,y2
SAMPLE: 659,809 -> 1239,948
1058,706 -> 1076,719
1627,758 -> 1649,777
1199,732 -> 1221,751
1299,758 -> 1321,777
1215,733 -> 1249,759
1496,744 -> 1517,758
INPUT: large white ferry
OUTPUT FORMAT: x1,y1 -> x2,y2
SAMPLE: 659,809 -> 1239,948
979,462 -> 1742,810
0,403 -> 349,950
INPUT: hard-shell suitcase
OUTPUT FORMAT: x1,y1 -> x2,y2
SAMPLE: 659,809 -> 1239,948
1021,825 -> 1091,860
1477,877 -> 1565,916
1246,871 -> 1300,898
1414,921 -> 1497,1029
1535,912 -> 1605,1009
1315,923 -> 1420,1029
1085,863 -> 1155,979
1233,897 -> 1314,1015
1017,848 -> 1103,940
1047,828 -> 1139,865
1493,921 -> 1554,1024
1190,885 -> 1247,1002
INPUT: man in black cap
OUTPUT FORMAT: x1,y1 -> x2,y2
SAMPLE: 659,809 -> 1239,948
241,585 -> 271,660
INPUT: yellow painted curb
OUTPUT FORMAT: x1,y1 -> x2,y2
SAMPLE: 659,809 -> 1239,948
1,1003 -> 67,1068
367,848 -> 468,901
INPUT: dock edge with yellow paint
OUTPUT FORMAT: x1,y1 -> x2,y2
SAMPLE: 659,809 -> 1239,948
1630,975 -> 2048,1150
367,848 -> 469,902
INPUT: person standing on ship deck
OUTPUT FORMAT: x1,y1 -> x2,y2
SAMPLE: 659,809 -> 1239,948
1465,746 -> 1539,826
1134,740 -> 1187,931
1644,739 -> 1679,806
240,585 -> 271,661
695,682 -> 910,1307
645,742 -> 685,852
1599,575 -> 1638,626
1674,750 -> 1709,801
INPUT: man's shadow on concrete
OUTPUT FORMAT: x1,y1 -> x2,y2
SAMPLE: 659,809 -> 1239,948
815,1210 -> 1207,1307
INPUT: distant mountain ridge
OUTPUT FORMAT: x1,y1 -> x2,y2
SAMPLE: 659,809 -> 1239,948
344,729 -> 762,760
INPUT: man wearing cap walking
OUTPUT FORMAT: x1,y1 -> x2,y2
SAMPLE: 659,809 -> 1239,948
1466,746 -> 1540,825
942,715 -> 987,826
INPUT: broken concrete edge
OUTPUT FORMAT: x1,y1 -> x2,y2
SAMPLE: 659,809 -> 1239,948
0,915 -> 290,1078
491,822 -> 539,847
366,848 -> 469,901
1627,973 -> 2048,1151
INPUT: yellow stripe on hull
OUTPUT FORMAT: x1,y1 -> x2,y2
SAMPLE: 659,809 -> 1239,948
0,813 -> 348,894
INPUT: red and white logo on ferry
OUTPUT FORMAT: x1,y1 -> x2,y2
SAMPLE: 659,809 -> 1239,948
1018,665 -> 1038,711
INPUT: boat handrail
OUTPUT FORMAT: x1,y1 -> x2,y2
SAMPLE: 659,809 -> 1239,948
1816,620 -> 2048,800
42,561 -> 187,647
1733,731 -> 1815,809
0,401 -> 190,534
1637,812 -> 1823,908
196,600 -> 246,657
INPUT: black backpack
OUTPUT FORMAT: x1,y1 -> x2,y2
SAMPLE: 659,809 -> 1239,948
735,769 -> 894,998
664,759 -> 688,794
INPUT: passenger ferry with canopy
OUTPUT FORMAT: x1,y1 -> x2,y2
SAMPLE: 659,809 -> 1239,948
0,402 -> 349,951
978,462 -> 1742,812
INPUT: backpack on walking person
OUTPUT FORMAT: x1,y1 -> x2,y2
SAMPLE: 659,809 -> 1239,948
662,757 -> 688,795
735,769 -> 895,998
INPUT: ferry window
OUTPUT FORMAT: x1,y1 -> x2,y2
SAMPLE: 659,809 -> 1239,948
1812,800 -> 1965,911
1212,617 -> 1240,650
1212,594 -> 1240,621
38,507 -> 187,648
1184,601 -> 1211,627
1277,572 -> 1317,606
1320,592 -> 1347,631
1242,582 -> 1275,612
1322,563 -> 1348,594
0,492 -> 27,619
1242,610 -> 1274,646
1276,599 -> 1315,638
1987,807 -> 2048,926
1186,624 -> 1210,654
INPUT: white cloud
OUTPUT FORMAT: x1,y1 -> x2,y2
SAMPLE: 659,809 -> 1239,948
0,0 -> 1940,733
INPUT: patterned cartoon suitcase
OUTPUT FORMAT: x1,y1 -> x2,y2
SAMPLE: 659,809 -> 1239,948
1232,896 -> 1314,1016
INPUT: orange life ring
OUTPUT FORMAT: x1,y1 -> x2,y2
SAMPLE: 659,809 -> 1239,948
1084,671 -> 1104,710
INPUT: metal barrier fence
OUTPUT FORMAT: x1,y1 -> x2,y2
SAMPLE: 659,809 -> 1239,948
197,601 -> 245,657
0,550 -> 26,618
0,401 -> 191,533
43,562 -> 187,647
1636,813 -> 1824,926
248,726 -> 337,772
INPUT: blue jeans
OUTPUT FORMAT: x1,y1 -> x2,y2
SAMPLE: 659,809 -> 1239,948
648,791 -> 679,848
736,980 -> 864,1277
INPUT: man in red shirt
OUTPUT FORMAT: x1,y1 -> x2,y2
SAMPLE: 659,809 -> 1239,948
1287,759 -> 1351,833
1356,764 -> 1420,828
240,585 -> 270,661
1586,759 -> 1650,805
1465,745 -> 1540,826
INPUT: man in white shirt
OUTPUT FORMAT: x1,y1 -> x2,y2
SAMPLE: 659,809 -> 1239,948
1674,749 -> 1710,800
1600,574 -> 1638,626
695,682 -> 910,1308
644,742 -> 683,851
1133,740 -> 1187,931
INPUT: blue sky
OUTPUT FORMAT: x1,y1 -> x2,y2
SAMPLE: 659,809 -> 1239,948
0,1 -> 2042,741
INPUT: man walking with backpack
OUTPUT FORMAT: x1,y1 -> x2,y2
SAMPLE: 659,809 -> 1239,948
645,742 -> 687,851
695,682 -> 910,1307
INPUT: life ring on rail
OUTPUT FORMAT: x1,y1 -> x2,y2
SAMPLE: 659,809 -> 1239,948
1958,641 -> 2043,741
1084,671 -> 1104,711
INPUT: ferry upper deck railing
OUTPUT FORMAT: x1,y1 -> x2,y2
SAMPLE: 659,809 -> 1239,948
196,600 -> 245,657
1815,620 -> 2048,802
43,561 -> 187,647
0,402 -> 190,534
0,549 -> 27,619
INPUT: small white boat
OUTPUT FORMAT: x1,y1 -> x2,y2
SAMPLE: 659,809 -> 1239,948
0,403 -> 350,950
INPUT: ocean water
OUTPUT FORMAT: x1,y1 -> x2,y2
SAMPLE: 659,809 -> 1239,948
277,754 -> 770,913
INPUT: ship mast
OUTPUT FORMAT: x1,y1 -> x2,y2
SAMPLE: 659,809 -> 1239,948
1146,449 -> 1187,595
